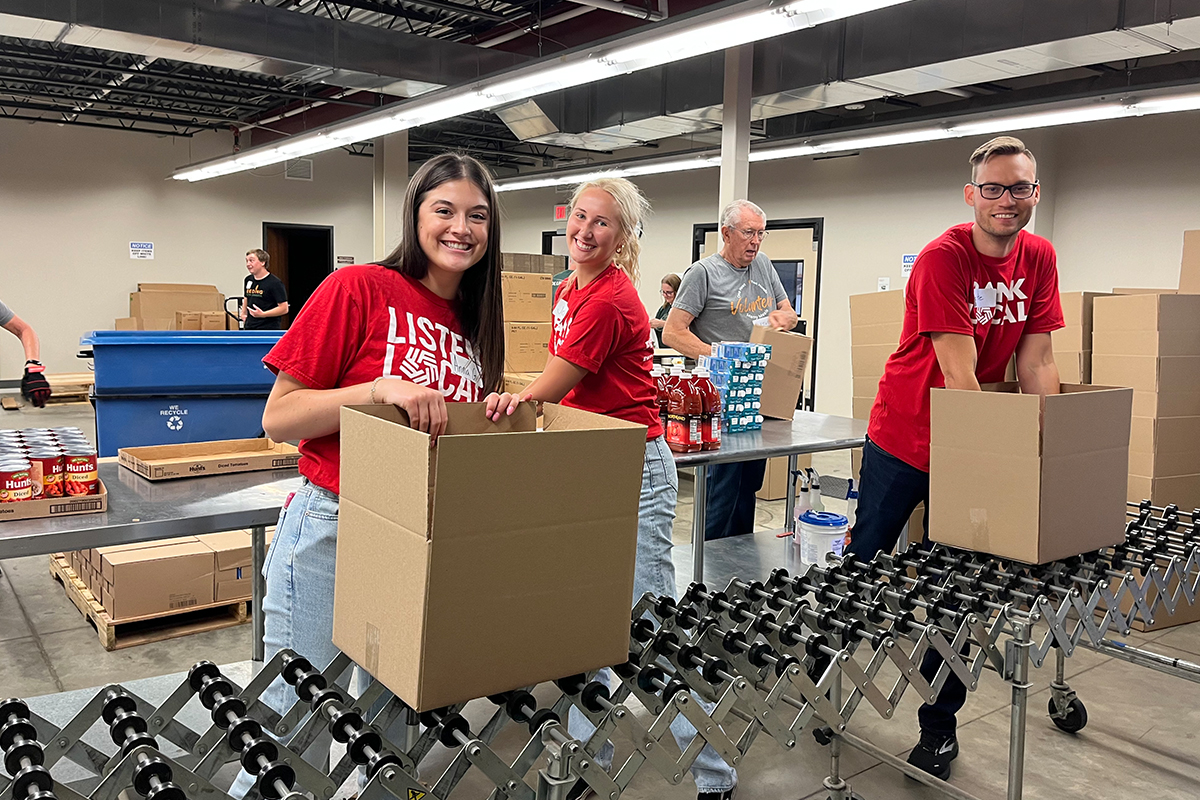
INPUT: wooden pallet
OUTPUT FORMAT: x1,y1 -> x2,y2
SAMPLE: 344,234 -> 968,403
45,372 -> 94,405
48,554 -> 249,651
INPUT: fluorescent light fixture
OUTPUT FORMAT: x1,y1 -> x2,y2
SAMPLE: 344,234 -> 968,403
173,0 -> 916,181
494,90 -> 1200,191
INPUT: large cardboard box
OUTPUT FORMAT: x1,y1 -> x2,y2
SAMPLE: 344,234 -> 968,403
175,311 -> 202,331
201,312 -> 226,331
929,383 -> 1131,563
114,317 -> 138,331
333,402 -> 646,710
198,531 -> 253,602
852,396 -> 874,421
504,323 -> 550,373
1180,230 -> 1200,294
849,289 -> 905,326
501,272 -> 552,322
755,454 -> 813,501
1128,473 -> 1200,510
130,287 -> 224,325
502,372 -> 540,394
101,541 -> 215,621
750,326 -> 813,420
851,344 -> 894,378
1128,415 -> 1200,476
138,283 -> 220,293
1055,351 -> 1090,384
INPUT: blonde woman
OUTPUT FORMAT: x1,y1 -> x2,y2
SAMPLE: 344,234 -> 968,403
485,177 -> 737,800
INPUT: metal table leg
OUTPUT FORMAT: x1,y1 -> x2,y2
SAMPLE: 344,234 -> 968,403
692,464 -> 708,584
784,454 -> 798,535
251,525 -> 266,662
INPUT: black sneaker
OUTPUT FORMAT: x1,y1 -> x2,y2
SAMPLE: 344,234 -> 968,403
697,788 -> 736,800
906,731 -> 958,780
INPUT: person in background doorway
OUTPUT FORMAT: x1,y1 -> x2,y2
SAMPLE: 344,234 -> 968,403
241,249 -> 289,330
486,177 -> 738,800
0,299 -> 51,407
662,199 -> 798,541
848,135 -> 1063,781
650,273 -> 681,347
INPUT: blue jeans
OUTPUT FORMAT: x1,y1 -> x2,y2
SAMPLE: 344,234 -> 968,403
704,460 -> 766,540
847,438 -> 965,737
568,437 -> 737,794
229,479 -> 342,797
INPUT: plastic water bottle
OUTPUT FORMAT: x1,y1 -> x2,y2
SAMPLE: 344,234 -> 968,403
794,470 -> 812,523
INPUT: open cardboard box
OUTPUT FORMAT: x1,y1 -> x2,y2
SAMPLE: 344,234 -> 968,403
0,481 -> 107,522
750,326 -> 813,420
333,401 -> 646,711
118,439 -> 300,480
929,383 -> 1131,563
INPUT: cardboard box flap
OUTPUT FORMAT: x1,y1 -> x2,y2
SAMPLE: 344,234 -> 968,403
542,402 -> 645,432
441,402 -> 536,436
1043,386 -> 1132,455
929,386 -> 1041,456
340,406 -> 433,535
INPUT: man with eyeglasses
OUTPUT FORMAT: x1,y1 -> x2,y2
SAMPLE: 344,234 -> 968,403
848,135 -> 1064,780
664,199 -> 799,540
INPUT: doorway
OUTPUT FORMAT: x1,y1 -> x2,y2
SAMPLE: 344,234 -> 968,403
691,218 -> 824,410
262,223 -> 335,328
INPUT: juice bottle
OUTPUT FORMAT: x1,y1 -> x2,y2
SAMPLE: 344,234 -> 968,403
692,367 -> 722,451
667,370 -> 702,453
652,366 -> 670,433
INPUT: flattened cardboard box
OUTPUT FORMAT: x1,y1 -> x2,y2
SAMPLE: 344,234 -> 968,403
0,480 -> 107,522
118,439 -> 299,480
334,402 -> 646,711
929,383 -> 1131,564
501,272 -> 552,323
504,323 -> 550,373
750,326 -> 813,420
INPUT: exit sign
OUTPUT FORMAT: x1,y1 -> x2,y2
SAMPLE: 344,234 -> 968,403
553,204 -> 569,222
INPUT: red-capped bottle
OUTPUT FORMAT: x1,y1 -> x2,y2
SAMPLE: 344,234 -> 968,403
692,367 -> 722,451
666,368 -> 701,453
652,365 -> 669,434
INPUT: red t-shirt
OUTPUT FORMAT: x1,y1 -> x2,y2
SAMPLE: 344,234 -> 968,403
551,265 -> 662,440
263,264 -> 483,494
868,224 -> 1064,472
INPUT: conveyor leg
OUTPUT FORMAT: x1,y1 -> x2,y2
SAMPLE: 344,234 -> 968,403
1006,618 -> 1032,800
821,669 -> 861,800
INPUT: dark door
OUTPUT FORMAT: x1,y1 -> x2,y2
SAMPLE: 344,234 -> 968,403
262,223 -> 335,328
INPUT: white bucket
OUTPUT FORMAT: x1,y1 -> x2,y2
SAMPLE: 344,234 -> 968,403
797,510 -> 849,567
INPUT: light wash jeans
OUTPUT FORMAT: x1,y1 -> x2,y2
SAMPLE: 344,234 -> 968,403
229,478 -> 343,798
567,436 -> 738,794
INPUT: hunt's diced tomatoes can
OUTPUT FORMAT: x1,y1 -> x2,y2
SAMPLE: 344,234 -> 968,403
0,460 -> 33,502
63,449 -> 99,496
27,450 -> 65,498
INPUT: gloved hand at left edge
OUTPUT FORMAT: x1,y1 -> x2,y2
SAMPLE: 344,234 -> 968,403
21,360 -> 51,408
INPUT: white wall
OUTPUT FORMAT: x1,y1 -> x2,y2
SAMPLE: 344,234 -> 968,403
499,114 -> 1200,417
0,122 -> 374,380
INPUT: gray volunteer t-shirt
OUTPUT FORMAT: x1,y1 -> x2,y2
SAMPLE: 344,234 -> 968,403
673,253 -> 788,345
0,299 -> 13,327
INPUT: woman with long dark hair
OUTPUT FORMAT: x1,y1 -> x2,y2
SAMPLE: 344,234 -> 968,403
228,153 -> 505,794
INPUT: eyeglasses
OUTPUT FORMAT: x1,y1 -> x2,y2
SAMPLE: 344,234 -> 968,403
972,181 -> 1039,200
737,229 -> 769,241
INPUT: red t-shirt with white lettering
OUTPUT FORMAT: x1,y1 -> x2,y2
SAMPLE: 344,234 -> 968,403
263,264 -> 483,494
868,224 -> 1064,472
551,265 -> 662,439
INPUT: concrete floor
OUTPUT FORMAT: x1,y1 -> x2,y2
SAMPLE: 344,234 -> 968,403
2,399 -> 1199,799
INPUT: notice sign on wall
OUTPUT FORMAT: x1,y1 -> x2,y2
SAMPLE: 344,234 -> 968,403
336,255 -> 355,266
901,254 -> 917,277
130,242 -> 154,260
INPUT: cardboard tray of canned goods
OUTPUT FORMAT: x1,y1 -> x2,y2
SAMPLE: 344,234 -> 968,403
0,426 -> 104,520
0,480 -> 108,522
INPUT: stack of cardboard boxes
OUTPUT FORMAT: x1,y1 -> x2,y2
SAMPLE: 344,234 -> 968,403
848,290 -> 905,481
1052,292 -> 1110,383
501,252 -> 565,275
501,266 -> 553,389
67,530 -> 270,621
117,283 -> 232,331
1092,292 -> 1200,510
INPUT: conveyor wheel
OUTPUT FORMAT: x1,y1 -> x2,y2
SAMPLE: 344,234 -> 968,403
1048,697 -> 1088,733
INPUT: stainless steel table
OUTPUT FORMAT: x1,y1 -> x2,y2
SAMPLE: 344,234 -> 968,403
672,412 -> 866,583
0,462 -> 302,661
670,526 -> 808,597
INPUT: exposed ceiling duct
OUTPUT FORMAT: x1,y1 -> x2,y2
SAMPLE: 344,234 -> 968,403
0,0 -> 527,99
497,0 -> 1200,151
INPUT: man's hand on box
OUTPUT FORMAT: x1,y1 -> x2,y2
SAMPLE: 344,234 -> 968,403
484,391 -> 533,422
376,379 -> 448,443
767,308 -> 798,331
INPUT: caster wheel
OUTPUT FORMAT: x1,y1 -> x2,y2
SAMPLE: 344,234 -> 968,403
1048,697 -> 1087,733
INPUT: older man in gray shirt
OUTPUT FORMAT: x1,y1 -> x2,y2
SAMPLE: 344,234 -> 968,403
663,199 -> 798,540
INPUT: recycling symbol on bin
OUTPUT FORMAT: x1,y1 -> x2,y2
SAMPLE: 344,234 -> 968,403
166,415 -> 184,431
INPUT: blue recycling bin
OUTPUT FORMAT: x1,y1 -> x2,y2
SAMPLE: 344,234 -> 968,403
80,330 -> 282,395
80,330 -> 284,456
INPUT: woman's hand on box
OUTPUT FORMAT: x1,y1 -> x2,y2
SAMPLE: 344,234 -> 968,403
484,391 -> 532,422
376,379 -> 448,443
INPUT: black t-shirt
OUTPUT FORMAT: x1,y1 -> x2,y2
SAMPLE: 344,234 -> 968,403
244,273 -> 287,330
